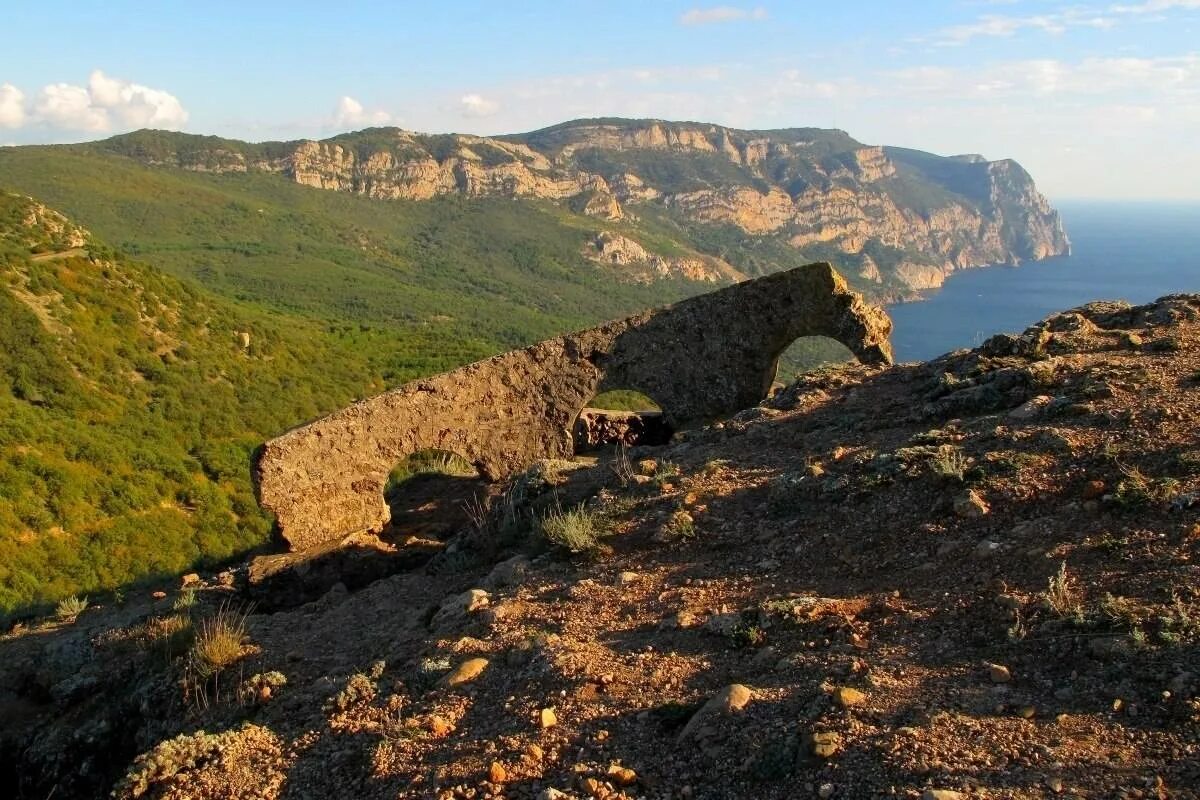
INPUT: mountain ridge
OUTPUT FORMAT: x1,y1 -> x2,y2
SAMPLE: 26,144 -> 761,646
75,117 -> 1069,296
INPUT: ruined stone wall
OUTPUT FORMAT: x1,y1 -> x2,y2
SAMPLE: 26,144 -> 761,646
255,262 -> 892,551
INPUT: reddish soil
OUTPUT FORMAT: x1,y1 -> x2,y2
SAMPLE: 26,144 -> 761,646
2,295 -> 1198,800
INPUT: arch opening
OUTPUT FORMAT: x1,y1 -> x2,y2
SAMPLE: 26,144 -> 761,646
574,389 -> 672,454
774,336 -> 856,385
382,450 -> 487,541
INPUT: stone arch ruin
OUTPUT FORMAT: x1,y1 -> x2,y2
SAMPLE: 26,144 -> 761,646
255,262 -> 893,551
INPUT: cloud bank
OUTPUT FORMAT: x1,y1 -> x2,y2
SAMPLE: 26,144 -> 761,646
0,70 -> 187,134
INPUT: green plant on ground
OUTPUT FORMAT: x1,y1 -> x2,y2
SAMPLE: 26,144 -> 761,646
238,671 -> 287,705
173,588 -> 198,612
1156,589 -> 1198,646
540,504 -> 609,554
729,622 -> 768,648
665,509 -> 697,540
1112,462 -> 1178,509
653,460 -> 682,487
328,672 -> 376,712
929,446 -> 969,483
1099,593 -> 1144,627
188,604 -> 250,680
55,594 -> 87,621
1043,562 -> 1084,619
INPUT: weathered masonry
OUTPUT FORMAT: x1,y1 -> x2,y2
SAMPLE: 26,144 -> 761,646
255,262 -> 893,550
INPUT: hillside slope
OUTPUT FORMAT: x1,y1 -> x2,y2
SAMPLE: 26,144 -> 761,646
0,192 -> 404,613
2,293 -> 1196,799
0,195 -> 851,615
0,118 -> 1068,301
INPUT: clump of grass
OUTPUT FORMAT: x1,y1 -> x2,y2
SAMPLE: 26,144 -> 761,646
1043,562 -> 1084,619
540,504 -> 609,554
929,446 -> 969,483
173,588 -> 198,613
55,595 -> 88,622
653,460 -> 681,487
1112,462 -> 1178,509
189,604 -> 250,680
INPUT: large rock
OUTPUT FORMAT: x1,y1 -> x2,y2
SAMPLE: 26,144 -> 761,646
256,262 -> 892,551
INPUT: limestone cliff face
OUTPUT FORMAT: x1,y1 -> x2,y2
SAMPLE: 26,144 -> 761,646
100,119 -> 1069,292
587,232 -> 742,283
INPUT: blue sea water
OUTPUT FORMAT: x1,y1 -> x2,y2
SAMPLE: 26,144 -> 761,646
887,201 -> 1200,363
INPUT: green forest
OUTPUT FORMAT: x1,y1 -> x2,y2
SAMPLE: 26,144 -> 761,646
0,193 -> 404,614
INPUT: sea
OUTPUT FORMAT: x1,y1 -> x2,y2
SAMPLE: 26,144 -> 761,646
887,201 -> 1200,363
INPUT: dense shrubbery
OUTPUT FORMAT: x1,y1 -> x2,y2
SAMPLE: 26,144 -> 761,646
0,194 -> 398,615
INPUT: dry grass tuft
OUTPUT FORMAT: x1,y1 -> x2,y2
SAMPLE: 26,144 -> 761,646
189,604 -> 250,679
1044,561 -> 1084,618
540,505 -> 609,554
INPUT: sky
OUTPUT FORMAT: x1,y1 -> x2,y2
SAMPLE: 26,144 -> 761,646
1,1 -> 1198,200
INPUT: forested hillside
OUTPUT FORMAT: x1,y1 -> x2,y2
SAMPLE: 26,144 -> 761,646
0,145 -> 696,354
0,194 -> 401,613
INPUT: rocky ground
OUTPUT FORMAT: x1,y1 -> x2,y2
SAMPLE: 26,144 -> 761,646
2,295 -> 1198,800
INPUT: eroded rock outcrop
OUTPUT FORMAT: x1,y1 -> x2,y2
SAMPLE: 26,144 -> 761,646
255,262 -> 892,550
587,231 -> 739,283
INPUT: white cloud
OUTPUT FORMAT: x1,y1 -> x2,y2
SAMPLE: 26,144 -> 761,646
679,6 -> 768,25
34,83 -> 109,131
930,11 -> 1114,45
332,95 -> 392,129
459,93 -> 500,117
0,83 -> 25,128
87,70 -> 188,129
1110,0 -> 1200,12
888,55 -> 1200,99
925,0 -> 1200,45
0,70 -> 187,134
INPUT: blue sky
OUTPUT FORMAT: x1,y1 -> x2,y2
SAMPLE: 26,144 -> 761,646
2,1 -> 1198,199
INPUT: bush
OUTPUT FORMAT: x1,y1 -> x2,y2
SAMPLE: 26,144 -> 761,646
55,594 -> 87,621
929,447 -> 969,483
540,505 -> 609,554
328,672 -> 376,712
